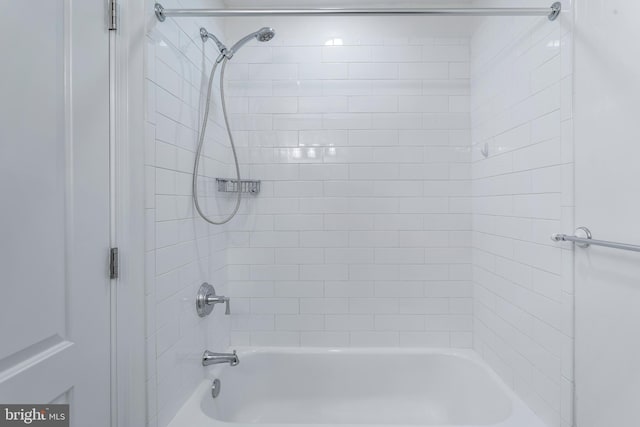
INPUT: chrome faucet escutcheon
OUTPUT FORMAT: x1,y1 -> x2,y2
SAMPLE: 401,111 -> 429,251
202,350 -> 239,367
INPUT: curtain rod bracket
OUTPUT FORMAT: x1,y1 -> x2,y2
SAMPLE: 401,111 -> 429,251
155,3 -> 166,22
548,2 -> 562,21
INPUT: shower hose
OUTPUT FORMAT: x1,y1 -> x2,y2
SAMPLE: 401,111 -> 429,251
192,57 -> 241,225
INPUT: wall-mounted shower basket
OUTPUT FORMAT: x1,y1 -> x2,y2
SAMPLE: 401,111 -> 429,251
216,178 -> 261,194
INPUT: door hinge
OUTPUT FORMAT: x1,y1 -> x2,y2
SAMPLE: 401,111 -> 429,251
108,0 -> 118,31
110,247 -> 119,279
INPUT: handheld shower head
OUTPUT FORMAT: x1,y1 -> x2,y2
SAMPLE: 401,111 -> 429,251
255,27 -> 276,42
228,27 -> 276,58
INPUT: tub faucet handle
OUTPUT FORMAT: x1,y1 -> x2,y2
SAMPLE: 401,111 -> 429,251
207,295 -> 230,315
196,283 -> 231,317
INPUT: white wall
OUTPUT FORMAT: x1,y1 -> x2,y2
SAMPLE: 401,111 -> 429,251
144,1 -> 232,426
573,1 -> 640,425
221,17 -> 474,348
469,3 -> 574,427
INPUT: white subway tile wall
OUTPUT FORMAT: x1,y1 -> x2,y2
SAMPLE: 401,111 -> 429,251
223,30 -> 473,348
142,8 -> 575,427
470,8 -> 574,427
145,3 -> 232,426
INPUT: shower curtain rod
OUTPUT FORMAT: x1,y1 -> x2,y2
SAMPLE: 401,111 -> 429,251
154,2 -> 561,22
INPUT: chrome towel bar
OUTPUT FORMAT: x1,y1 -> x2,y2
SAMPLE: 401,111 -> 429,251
552,227 -> 640,253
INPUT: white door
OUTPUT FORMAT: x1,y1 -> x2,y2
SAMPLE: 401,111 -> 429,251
574,1 -> 640,426
0,0 -> 111,426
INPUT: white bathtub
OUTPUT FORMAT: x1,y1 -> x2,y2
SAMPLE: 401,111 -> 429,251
168,348 -> 546,427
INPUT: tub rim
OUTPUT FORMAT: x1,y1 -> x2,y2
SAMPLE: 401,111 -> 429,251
169,347 -> 548,427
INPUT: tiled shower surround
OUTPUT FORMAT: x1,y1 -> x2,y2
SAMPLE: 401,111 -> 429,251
144,6 -> 575,427
223,31 -> 473,348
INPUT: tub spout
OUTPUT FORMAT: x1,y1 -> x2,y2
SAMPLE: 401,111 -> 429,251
203,350 -> 239,367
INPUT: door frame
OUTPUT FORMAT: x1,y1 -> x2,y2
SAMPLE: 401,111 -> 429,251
110,0 -> 147,426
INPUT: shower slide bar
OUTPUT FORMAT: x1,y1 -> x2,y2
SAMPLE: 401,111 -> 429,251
552,227 -> 640,253
154,2 -> 562,22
